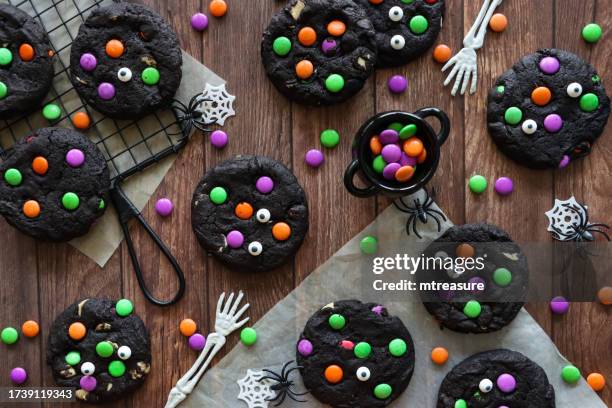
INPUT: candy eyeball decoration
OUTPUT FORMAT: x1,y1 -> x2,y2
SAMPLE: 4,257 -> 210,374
390,35 -> 406,50
522,119 -> 538,135
356,366 -> 371,381
388,6 -> 403,22
117,67 -> 133,82
567,82 -> 583,98
479,378 -> 493,393
81,362 -> 95,376
117,346 -> 132,360
256,208 -> 271,223
248,241 -> 263,256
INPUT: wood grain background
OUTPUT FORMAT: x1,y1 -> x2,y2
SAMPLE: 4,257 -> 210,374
0,0 -> 610,406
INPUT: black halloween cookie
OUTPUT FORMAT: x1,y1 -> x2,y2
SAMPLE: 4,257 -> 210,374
354,0 -> 445,68
70,2 -> 182,120
296,300 -> 415,408
47,298 -> 151,403
437,349 -> 555,408
0,4 -> 54,119
487,48 -> 610,169
261,0 -> 378,106
418,223 -> 528,334
191,155 -> 309,272
0,127 -> 110,241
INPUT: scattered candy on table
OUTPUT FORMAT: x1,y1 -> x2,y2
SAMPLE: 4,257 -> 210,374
550,296 -> 569,315
42,103 -> 61,121
240,327 -> 257,346
21,320 -> 39,338
191,13 -> 209,31
72,111 -> 91,129
433,44 -> 452,63
210,0 -> 227,18
582,23 -> 602,43
587,372 -> 605,392
494,177 -> 513,195
489,13 -> 508,32
561,364 -> 581,384
305,149 -> 324,168
388,75 -> 408,94
155,198 -> 174,217
180,319 -> 197,337
1,327 -> 19,345
10,367 -> 27,385
597,286 -> 612,305
320,129 -> 340,149
210,130 -> 228,149
468,175 -> 487,194
360,235 -> 378,255
431,347 -> 449,365
188,333 -> 206,351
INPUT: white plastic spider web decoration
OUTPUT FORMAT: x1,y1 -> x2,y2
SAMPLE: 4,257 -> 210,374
198,83 -> 236,126
237,369 -> 276,408
545,196 -> 587,241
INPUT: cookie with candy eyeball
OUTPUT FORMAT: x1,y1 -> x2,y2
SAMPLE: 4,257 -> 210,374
47,298 -> 151,403
296,299 -> 415,408
437,349 -> 555,408
191,155 -> 309,272
487,48 -> 610,169
69,2 -> 182,120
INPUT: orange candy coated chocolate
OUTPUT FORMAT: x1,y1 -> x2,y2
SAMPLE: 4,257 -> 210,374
324,365 -> 343,383
587,373 -> 605,392
32,156 -> 48,175
72,112 -> 91,130
22,320 -> 40,338
272,222 -> 291,241
370,136 -> 382,155
597,286 -> 612,305
395,165 -> 415,182
433,44 -> 452,63
298,27 -> 317,47
210,0 -> 228,17
105,39 -> 124,58
23,200 -> 40,218
327,20 -> 346,36
235,202 -> 254,220
68,322 -> 87,340
403,137 -> 423,157
456,243 -> 475,258
417,148 -> 427,164
431,347 -> 449,365
19,44 -> 35,61
531,87 -> 552,106
296,60 -> 314,80
369,0 -> 383,4
489,13 -> 508,32
179,319 -> 197,337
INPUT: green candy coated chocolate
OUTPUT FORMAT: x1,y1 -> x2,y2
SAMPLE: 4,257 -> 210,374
388,122 -> 403,132
468,175 -> 487,194
142,67 -> 160,85
65,351 -> 81,366
43,103 -> 61,121
592,75 -> 600,83
409,15 -> 428,34
463,300 -> 482,318
372,155 -> 386,174
96,341 -> 114,358
0,48 -> 13,66
99,199 -> 106,210
325,74 -> 345,93
579,93 -> 599,112
210,186 -> 227,204
454,399 -> 468,408
399,124 -> 417,139
1,327 -> 18,345
374,383 -> 392,400
320,129 -> 340,148
493,267 -> 512,287
115,299 -> 134,317
272,36 -> 292,56
240,327 -> 257,346
497,85 -> 505,94
582,23 -> 602,43
354,342 -> 371,358
561,364 -> 581,384
4,168 -> 22,186
360,235 -> 378,255
388,338 -> 407,357
0,81 -> 7,99
401,0 -> 413,3
328,313 -> 346,330
504,106 -> 522,125
62,192 -> 80,211
108,360 -> 126,377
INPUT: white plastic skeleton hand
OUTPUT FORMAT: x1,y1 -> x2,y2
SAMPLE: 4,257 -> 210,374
164,292 -> 250,408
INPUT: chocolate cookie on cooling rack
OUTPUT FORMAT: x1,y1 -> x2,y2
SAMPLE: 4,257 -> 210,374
70,2 -> 182,120
0,4 -> 54,119
47,298 -> 151,403
0,127 -> 110,241
191,155 -> 309,272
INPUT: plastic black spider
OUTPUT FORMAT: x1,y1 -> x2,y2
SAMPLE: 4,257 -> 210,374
258,361 -> 308,406
393,188 -> 447,239
550,202 -> 610,242
171,94 -> 213,136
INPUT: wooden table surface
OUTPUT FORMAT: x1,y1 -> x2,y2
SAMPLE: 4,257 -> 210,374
1,0 -> 610,406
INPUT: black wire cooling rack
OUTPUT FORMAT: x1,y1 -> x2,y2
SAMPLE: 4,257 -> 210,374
0,0 -> 213,306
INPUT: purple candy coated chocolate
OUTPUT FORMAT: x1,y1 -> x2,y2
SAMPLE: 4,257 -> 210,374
539,56 -> 560,74
210,130 -> 228,149
80,375 -> 97,392
321,38 -> 337,54
297,339 -> 313,356
189,333 -> 206,351
98,82 -> 116,100
305,149 -> 324,167
438,289 -> 454,301
191,13 -> 209,31
494,177 -> 514,196
382,162 -> 401,180
10,367 -> 27,385
388,75 -> 408,94
400,152 -> 417,167
379,129 -> 399,145
80,53 -> 97,72
497,373 -> 516,393
559,155 -> 571,169
468,276 -> 486,293
543,114 -> 563,133
155,198 -> 174,217
66,149 -> 85,168
381,144 -> 402,163
371,305 -> 383,315
226,230 -> 244,249
256,176 -> 274,194
550,296 -> 569,314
